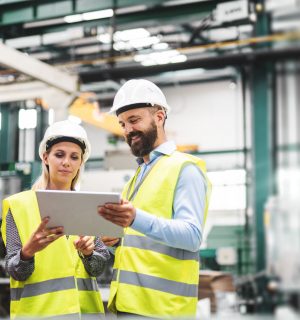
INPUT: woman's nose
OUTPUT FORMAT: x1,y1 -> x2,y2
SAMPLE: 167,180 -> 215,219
62,157 -> 70,166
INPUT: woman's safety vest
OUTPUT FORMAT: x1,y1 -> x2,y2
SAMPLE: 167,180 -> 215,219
108,151 -> 211,318
1,190 -> 104,319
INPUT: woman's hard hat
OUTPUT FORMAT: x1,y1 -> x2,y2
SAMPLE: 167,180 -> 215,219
110,79 -> 171,116
39,120 -> 91,162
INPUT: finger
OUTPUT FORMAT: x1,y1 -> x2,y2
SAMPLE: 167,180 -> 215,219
82,238 -> 94,251
46,226 -> 64,236
81,244 -> 94,255
76,237 -> 90,251
81,242 -> 94,253
106,239 -> 120,247
101,215 -> 127,227
104,203 -> 128,212
101,236 -> 118,242
101,210 -> 131,221
100,208 -> 122,217
47,226 -> 64,233
35,217 -> 50,233
44,233 -> 64,244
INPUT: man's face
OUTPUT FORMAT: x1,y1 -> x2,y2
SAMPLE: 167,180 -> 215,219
118,108 -> 158,157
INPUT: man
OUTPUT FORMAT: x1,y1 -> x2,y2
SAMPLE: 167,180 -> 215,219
99,79 -> 211,318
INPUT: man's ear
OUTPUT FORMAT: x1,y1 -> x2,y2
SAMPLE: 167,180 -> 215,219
155,109 -> 166,125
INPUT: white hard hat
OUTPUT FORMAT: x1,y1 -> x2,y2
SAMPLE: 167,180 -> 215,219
38,120 -> 91,162
110,79 -> 171,116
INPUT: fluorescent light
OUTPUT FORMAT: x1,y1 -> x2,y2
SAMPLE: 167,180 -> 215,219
18,109 -> 37,129
64,9 -> 113,24
98,28 -> 151,45
113,41 -> 128,51
152,42 -> 169,50
64,14 -> 82,23
82,9 -> 113,21
97,33 -> 111,44
135,50 -> 184,66
130,36 -> 160,48
170,54 -> 187,63
141,60 -> 157,66
114,28 -> 149,41
48,109 -> 54,125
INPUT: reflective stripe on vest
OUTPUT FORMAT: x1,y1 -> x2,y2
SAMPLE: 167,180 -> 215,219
123,234 -> 199,261
77,278 -> 99,292
114,269 -> 198,297
11,277 -> 76,301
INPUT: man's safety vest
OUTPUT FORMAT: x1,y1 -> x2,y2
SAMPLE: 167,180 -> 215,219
1,190 -> 104,319
108,151 -> 211,318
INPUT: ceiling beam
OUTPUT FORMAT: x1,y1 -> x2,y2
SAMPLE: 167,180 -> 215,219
0,0 -> 232,38
0,42 -> 78,93
79,46 -> 300,83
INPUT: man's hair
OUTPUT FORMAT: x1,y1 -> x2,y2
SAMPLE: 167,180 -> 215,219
149,105 -> 167,126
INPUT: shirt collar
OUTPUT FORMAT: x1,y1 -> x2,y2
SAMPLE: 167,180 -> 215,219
136,141 -> 177,165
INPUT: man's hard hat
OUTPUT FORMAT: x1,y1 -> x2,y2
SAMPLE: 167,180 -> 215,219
39,120 -> 91,162
110,79 -> 171,116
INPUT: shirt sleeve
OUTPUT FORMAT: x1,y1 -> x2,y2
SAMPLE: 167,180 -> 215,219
131,163 -> 206,252
5,211 -> 35,281
79,237 -> 111,277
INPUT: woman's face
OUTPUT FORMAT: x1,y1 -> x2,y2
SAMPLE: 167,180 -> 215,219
43,141 -> 83,190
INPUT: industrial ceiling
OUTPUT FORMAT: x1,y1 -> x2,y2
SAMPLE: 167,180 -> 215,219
0,0 -> 300,108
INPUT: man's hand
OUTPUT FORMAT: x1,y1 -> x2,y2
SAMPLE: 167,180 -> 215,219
73,236 -> 95,257
101,236 -> 120,247
98,199 -> 136,227
21,217 -> 64,260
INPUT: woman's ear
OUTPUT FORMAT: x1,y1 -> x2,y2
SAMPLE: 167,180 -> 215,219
43,152 -> 49,165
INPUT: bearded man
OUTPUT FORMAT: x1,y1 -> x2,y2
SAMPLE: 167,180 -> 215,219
98,79 -> 211,319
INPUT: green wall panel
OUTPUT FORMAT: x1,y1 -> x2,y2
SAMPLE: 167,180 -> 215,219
76,0 -> 112,12
37,1 -> 73,19
2,7 -> 33,24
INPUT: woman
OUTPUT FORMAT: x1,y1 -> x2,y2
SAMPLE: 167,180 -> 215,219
1,120 -> 109,319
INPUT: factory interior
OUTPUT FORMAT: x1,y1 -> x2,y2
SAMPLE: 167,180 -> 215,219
0,0 -> 300,319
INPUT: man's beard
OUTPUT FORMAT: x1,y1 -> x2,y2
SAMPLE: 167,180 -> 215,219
126,121 -> 158,157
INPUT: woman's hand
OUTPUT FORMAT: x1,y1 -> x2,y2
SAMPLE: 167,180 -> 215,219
101,236 -> 120,247
74,236 -> 94,257
21,217 -> 64,260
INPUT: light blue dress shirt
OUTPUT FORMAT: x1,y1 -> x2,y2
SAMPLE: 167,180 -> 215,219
131,141 -> 207,252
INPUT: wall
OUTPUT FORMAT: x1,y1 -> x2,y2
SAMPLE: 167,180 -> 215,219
84,79 -> 244,161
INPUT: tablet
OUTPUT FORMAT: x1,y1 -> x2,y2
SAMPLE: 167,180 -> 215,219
36,190 -> 123,237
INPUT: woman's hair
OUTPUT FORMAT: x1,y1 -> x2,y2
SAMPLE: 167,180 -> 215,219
31,148 -> 83,191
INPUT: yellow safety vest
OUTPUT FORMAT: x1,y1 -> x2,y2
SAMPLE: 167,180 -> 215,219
1,190 -> 104,319
108,151 -> 211,318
